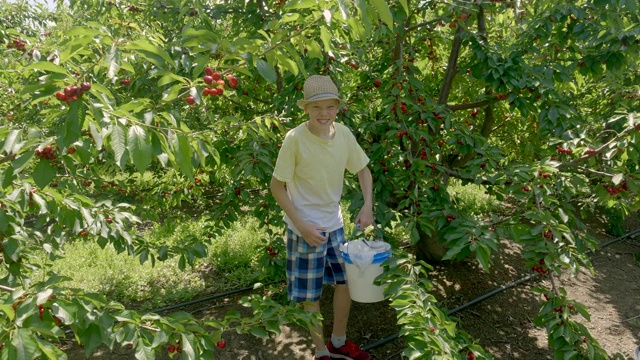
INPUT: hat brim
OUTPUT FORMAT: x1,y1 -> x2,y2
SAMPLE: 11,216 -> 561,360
297,95 -> 344,109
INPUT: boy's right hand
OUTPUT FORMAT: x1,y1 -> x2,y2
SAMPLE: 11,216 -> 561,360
298,222 -> 328,246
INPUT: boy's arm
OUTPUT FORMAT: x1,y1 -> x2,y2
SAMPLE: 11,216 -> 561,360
355,166 -> 374,228
270,176 -> 328,246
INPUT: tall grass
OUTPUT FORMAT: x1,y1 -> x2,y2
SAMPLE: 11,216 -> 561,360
448,180 -> 504,218
45,241 -> 205,310
34,216 -> 271,310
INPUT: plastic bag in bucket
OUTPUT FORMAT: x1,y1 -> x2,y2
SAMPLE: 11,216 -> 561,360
340,239 -> 392,303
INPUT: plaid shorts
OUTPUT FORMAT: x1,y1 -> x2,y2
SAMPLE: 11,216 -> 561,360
286,227 -> 347,302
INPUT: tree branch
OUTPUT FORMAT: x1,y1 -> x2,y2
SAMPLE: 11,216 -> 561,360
0,285 -> 15,293
438,25 -> 464,105
405,18 -> 442,33
558,123 -> 637,170
0,154 -> 15,165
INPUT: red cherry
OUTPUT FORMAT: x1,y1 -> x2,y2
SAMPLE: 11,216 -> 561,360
121,78 -> 131,86
167,344 -> 176,353
203,75 -> 214,85
227,75 -> 238,89
105,218 -> 113,224
216,340 -> 226,349
467,352 -> 475,360
55,91 -> 67,101
81,82 -> 92,91
204,67 -> 214,77
186,96 -> 195,105
68,147 -> 76,154
211,72 -> 222,81
63,86 -> 74,97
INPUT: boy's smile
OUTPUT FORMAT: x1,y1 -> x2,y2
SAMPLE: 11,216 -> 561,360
304,99 -> 340,138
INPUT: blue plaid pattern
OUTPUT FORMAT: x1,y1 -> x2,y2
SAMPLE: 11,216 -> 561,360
286,227 -> 347,302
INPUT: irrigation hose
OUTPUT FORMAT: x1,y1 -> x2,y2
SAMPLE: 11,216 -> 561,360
151,280 -> 279,313
362,227 -> 640,352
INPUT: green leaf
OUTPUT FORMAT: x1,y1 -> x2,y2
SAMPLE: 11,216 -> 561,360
61,100 -> 85,147
180,333 -> 197,360
275,52 -> 299,76
2,130 -> 21,154
125,39 -> 175,67
256,60 -> 277,83
35,338 -> 67,360
249,327 -> 269,338
111,123 -> 128,170
370,0 -> 394,30
548,106 -> 559,122
134,341 -> 155,360
0,304 -> 15,321
77,323 -> 103,356
23,61 -> 68,75
284,0 -> 318,9
105,44 -> 121,79
398,0 -> 409,15
127,125 -> 152,172
9,328 -> 40,360
0,164 -> 14,189
320,27 -> 332,52
173,133 -> 193,179
33,160 -> 56,189
161,84 -> 182,102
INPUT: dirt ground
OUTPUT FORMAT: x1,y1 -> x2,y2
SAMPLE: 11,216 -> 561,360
64,215 -> 640,360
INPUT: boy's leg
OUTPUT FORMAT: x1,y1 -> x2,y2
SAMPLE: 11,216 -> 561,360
332,284 -> 351,336
304,300 -> 326,349
285,228 -> 330,358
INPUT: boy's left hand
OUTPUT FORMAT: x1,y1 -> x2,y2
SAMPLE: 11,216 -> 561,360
355,206 -> 374,229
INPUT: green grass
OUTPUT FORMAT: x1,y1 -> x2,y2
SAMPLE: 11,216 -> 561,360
45,240 -> 205,310
25,216 -> 273,311
448,180 -> 504,219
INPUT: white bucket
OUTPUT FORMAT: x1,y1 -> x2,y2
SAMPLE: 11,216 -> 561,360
340,239 -> 392,303
634,344 -> 639,360
344,262 -> 386,303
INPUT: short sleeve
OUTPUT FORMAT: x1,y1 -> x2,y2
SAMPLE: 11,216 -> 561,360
345,132 -> 369,174
272,131 -> 296,182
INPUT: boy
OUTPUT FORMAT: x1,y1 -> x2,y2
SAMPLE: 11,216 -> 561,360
270,75 -> 373,360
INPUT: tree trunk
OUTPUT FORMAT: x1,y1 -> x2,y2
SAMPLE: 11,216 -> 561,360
415,226 -> 447,262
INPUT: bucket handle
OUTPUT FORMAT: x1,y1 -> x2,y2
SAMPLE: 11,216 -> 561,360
349,223 -> 384,248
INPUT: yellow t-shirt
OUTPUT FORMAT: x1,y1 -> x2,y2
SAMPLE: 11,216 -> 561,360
273,121 -> 369,235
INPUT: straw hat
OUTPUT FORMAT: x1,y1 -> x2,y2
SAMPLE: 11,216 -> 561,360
296,75 -> 344,109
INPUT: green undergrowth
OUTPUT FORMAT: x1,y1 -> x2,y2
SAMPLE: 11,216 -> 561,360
448,180 -> 504,219
36,215 -> 271,311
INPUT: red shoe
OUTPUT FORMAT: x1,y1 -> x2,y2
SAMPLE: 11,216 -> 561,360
326,340 -> 371,360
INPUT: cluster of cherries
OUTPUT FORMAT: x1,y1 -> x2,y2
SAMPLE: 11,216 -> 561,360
196,67 -> 239,102
531,258 -> 548,274
265,246 -> 278,258
35,145 -> 57,160
6,39 -> 27,52
555,145 -> 573,155
606,179 -> 629,195
55,82 -> 91,104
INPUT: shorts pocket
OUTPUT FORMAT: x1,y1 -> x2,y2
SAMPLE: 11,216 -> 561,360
288,229 -> 325,254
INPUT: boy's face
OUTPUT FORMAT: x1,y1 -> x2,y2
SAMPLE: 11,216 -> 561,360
304,99 -> 340,130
